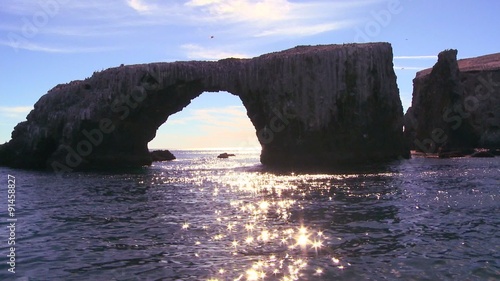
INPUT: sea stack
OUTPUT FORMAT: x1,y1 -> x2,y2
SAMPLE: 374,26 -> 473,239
0,43 -> 409,171
404,50 -> 500,154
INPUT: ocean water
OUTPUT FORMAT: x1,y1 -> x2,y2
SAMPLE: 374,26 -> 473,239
0,149 -> 499,281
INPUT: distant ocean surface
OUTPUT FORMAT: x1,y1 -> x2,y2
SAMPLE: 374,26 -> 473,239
0,149 -> 499,281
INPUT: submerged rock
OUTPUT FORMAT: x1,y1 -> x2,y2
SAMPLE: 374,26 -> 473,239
0,43 -> 409,171
405,50 -> 500,154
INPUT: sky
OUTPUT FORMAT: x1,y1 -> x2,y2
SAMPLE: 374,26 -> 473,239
1,0 -> 499,149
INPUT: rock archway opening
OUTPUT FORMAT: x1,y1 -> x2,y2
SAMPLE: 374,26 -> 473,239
148,91 -> 261,151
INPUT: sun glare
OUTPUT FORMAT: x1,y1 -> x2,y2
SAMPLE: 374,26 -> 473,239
170,170 -> 339,280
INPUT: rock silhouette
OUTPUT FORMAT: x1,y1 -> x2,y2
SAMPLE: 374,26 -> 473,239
150,150 -> 176,162
217,153 -> 236,159
405,50 -> 500,154
0,43 -> 409,171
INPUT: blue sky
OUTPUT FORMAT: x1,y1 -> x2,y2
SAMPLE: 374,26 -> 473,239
1,0 -> 498,149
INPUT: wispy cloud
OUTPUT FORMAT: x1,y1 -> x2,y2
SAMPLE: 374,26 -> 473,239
152,105 -> 258,149
0,106 -> 33,118
176,0 -> 379,58
193,106 -> 249,128
0,0 -> 134,54
0,0 -> 382,56
126,0 -> 155,13
182,0 -> 374,37
255,21 -> 352,37
181,44 -> 250,60
170,105 -> 249,126
0,40 -> 117,53
185,0 -> 293,22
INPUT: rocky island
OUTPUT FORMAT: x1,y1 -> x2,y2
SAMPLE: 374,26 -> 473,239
0,42 -> 409,172
150,150 -> 176,162
404,50 -> 500,155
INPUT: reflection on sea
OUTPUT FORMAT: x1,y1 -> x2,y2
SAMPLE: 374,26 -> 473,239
157,173 -> 334,280
4,150 -> 498,280
145,152 -> 498,280
148,153 -> 407,280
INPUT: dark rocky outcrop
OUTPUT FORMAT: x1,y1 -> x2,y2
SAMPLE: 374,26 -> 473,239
438,151 -> 465,159
470,151 -> 495,158
217,153 -> 236,159
405,50 -> 500,154
0,43 -> 408,172
150,150 -> 176,161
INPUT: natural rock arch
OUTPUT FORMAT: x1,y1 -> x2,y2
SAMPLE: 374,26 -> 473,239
0,43 -> 409,171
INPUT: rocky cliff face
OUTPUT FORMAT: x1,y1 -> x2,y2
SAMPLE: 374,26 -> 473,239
0,42 -> 409,172
404,50 -> 500,153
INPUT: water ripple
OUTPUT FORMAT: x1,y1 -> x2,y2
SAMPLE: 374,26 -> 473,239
0,153 -> 498,280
